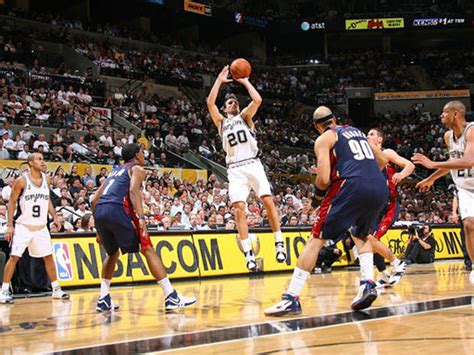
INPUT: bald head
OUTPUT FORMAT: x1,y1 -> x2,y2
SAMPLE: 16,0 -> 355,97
444,101 -> 466,115
28,152 -> 42,164
313,106 -> 333,120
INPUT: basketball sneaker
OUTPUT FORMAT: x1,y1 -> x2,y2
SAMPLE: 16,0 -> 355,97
0,290 -> 13,304
245,250 -> 257,271
165,290 -> 197,311
275,242 -> 287,263
375,273 -> 390,289
388,260 -> 407,286
52,288 -> 70,300
351,280 -> 378,311
96,294 -> 120,312
264,293 -> 302,317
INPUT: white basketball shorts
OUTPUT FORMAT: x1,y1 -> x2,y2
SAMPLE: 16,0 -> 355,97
228,159 -> 272,203
11,224 -> 53,258
457,187 -> 474,219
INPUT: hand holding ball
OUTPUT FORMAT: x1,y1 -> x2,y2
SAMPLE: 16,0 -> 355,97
230,58 -> 252,79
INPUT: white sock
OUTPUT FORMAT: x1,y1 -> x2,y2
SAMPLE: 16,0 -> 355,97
359,253 -> 374,281
100,279 -> 111,298
51,280 -> 59,290
274,230 -> 283,243
287,267 -> 310,296
2,283 -> 9,292
241,237 -> 252,253
390,258 -> 400,267
158,277 -> 174,297
382,270 -> 390,278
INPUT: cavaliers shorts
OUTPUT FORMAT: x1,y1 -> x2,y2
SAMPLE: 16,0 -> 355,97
312,177 -> 388,241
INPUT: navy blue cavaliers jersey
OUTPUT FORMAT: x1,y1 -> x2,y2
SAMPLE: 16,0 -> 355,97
97,162 -> 134,206
330,126 -> 383,182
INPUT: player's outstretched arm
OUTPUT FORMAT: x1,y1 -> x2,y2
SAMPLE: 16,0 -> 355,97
4,176 -> 25,242
416,168 -> 450,192
238,78 -> 262,129
207,66 -> 231,130
413,129 -> 474,170
384,149 -> 415,184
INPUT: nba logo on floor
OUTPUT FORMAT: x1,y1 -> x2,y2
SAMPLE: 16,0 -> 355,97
53,243 -> 73,281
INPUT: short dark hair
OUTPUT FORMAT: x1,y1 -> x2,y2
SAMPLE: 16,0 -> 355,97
371,128 -> 385,142
122,143 -> 140,162
221,93 -> 239,112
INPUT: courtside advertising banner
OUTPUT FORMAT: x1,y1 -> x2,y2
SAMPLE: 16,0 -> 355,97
0,160 -> 207,184
51,226 -> 463,287
345,18 -> 404,30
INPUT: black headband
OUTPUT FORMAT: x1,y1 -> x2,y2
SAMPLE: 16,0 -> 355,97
313,113 -> 335,124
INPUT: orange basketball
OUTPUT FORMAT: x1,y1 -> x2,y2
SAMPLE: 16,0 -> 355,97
230,58 -> 252,79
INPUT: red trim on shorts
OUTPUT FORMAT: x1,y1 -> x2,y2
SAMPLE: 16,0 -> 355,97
373,197 -> 397,240
123,195 -> 153,251
311,179 -> 345,238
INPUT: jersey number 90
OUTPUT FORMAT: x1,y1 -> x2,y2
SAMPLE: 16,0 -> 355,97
348,140 -> 375,160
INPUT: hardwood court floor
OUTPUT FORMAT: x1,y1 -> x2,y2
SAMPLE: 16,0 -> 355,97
0,261 -> 472,354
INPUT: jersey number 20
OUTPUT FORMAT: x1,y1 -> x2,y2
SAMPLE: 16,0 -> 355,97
349,140 -> 375,160
227,130 -> 248,147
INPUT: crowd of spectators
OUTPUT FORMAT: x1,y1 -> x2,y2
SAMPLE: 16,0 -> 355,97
0,103 -> 459,235
0,7 -> 470,233
218,0 -> 474,22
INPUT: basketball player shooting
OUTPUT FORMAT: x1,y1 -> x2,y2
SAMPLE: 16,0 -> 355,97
412,100 -> 474,284
0,153 -> 69,304
207,65 -> 286,271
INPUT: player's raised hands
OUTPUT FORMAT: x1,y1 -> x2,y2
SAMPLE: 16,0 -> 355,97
415,177 -> 434,192
217,66 -> 233,84
234,77 -> 250,85
412,153 -> 435,169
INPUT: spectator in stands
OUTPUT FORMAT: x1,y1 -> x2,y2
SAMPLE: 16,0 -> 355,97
95,167 -> 108,186
198,139 -> 212,158
33,134 -> 50,152
176,131 -> 190,151
77,213 -> 95,232
50,210 -> 74,233
2,131 -> 14,150
0,121 -> 13,139
1,177 -> 14,202
165,129 -> 177,148
0,138 -> 10,160
70,136 -> 89,155
17,144 -> 31,160
84,127 -> 96,144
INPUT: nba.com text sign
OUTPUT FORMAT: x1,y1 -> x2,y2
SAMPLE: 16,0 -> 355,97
346,18 -> 404,30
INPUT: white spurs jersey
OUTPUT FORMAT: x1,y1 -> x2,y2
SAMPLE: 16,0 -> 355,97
221,114 -> 259,165
447,122 -> 474,190
16,172 -> 50,227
